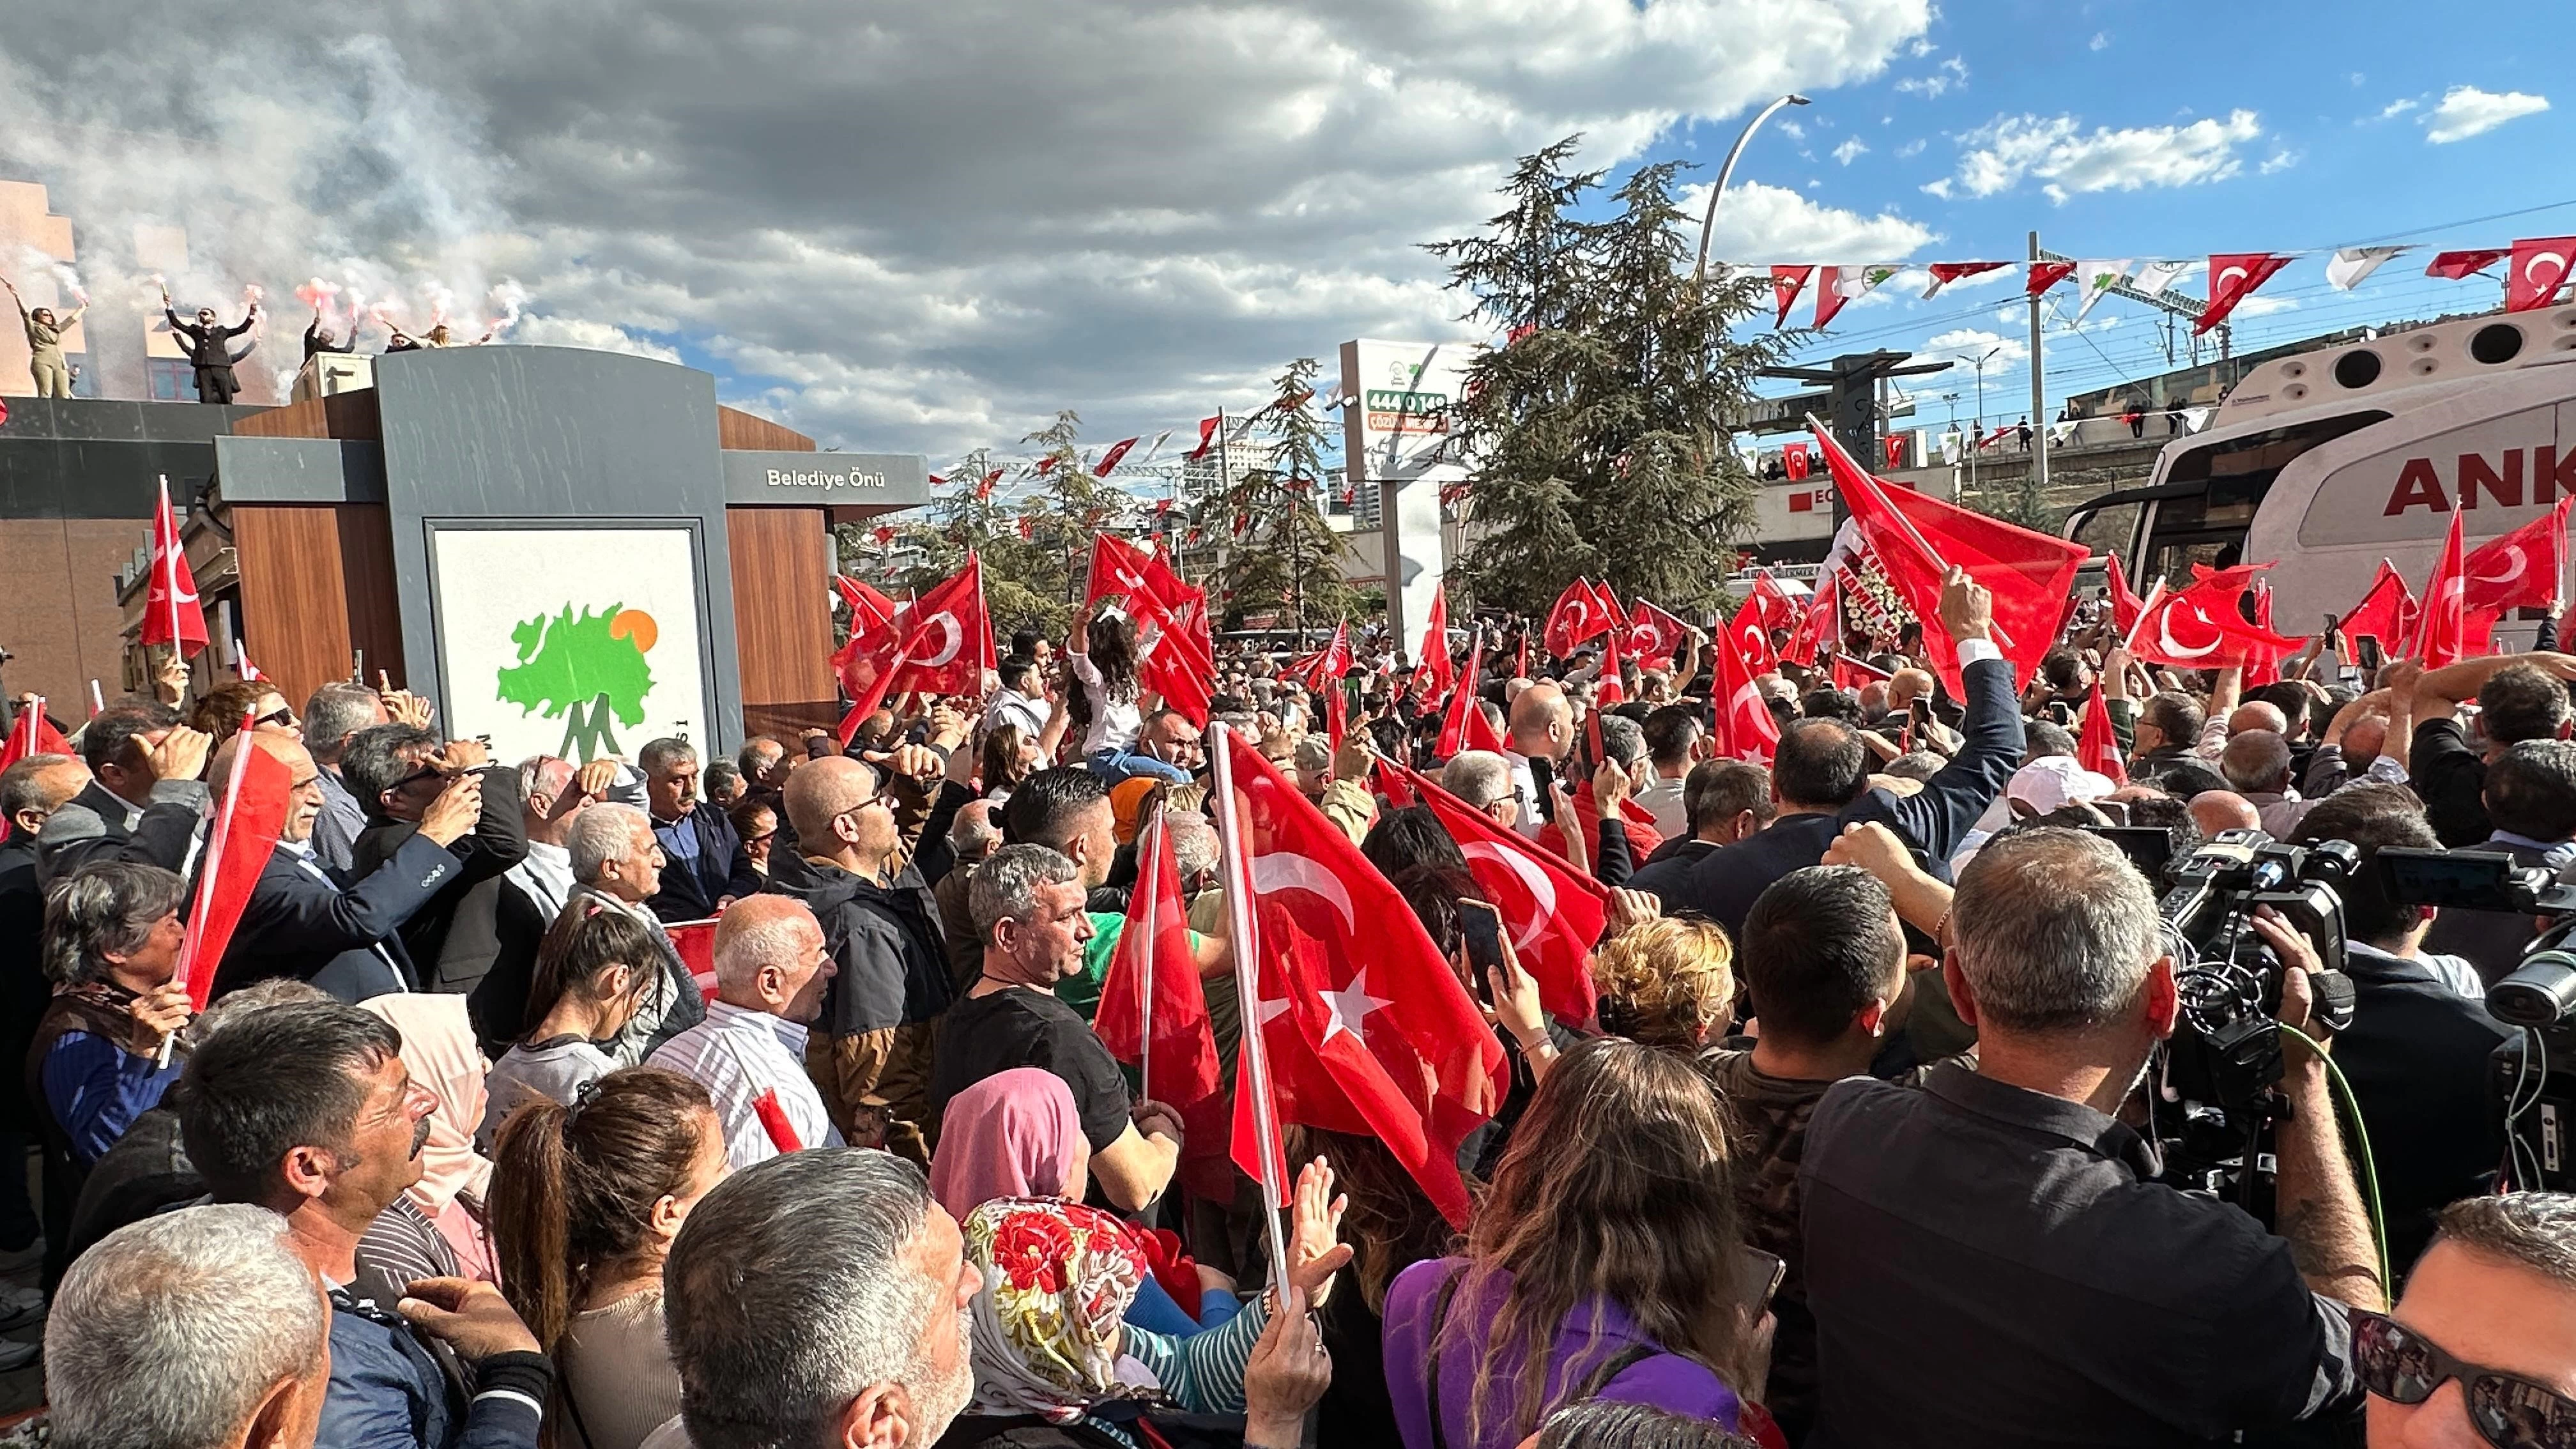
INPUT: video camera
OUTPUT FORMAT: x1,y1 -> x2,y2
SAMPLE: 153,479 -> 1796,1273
2378,848 -> 2576,1191
2148,829 -> 2359,1213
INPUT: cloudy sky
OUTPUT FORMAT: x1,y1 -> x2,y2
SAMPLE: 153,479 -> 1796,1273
0,0 -> 2561,475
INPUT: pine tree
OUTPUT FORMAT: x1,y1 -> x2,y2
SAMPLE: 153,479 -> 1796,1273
1429,138 -> 1786,615
1205,359 -> 1353,631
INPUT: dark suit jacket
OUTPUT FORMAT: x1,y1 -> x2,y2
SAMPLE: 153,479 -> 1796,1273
213,834 -> 464,1001
1646,654 -> 2022,940
649,802 -> 761,923
351,765 -> 527,970
0,840 -> 50,1134
36,779 -> 204,883
2336,942 -> 2514,1274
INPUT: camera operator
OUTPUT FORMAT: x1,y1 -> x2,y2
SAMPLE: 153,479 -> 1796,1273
2287,785 -> 2513,1276
1799,827 -> 2380,1447
2361,1193 -> 2576,1448
2421,740 -> 2576,983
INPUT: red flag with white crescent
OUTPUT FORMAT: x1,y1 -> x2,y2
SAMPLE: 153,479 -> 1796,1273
0,699 -> 73,783
2077,682 -> 2128,787
1542,579 -> 1612,658
2426,249 -> 2510,280
2507,238 -> 2576,312
2126,565 -> 2306,671
1094,811 -> 1222,1114
1094,436 -> 1142,477
1770,266 -> 1814,328
2341,559 -> 2420,654
2106,553 -> 2146,635
2194,253 -> 2293,336
1404,764 -> 1606,1024
1710,615 -> 1779,764
1222,733 -> 1503,1227
2417,512 -> 2472,668
176,730 -> 294,1010
2027,260 -> 2077,296
1923,261 -> 2009,298
1417,586 -> 1456,700
141,478 -> 209,657
2463,498 -> 2572,639
834,556 -> 993,744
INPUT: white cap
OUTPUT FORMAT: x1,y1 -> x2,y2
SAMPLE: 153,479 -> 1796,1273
2006,755 -> 2117,815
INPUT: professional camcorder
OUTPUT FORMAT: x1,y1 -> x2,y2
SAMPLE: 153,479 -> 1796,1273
2148,830 -> 2359,1214
2378,847 -> 2576,1192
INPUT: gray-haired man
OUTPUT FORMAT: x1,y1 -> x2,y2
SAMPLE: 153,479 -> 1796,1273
47,1204 -> 333,1449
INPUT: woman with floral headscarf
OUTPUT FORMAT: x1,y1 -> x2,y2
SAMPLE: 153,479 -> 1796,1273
934,1162 -> 1349,1449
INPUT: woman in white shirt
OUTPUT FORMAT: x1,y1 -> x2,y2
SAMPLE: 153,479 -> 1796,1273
479,904 -> 661,1151
1065,608 -> 1191,785
487,1067 -> 728,1449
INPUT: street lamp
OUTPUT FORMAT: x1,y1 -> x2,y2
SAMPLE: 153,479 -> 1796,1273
1967,345 -> 2004,498
1691,93 -> 1812,288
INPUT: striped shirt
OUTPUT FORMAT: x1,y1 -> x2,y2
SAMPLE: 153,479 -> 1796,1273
646,1000 -> 842,1170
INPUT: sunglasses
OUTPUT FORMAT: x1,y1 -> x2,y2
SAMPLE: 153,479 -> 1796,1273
2354,1310 -> 2576,1448
256,707 -> 299,729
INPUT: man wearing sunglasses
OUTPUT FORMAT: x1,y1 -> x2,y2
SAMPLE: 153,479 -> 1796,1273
2363,1193 -> 2576,1448
341,724 -> 530,974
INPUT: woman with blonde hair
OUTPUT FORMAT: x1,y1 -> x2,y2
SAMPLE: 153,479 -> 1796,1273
1590,917 -> 1737,1053
1382,1036 -> 1761,1448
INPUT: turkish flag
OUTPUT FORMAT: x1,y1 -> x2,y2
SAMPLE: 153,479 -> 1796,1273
1221,733 -> 1505,1227
1437,648 -> 1507,758
1406,765 -> 1607,1024
2418,512 -> 2472,668
751,1089 -> 803,1154
1770,266 -> 1814,328
1830,652 -> 1891,693
1289,620 -> 1354,692
175,733 -> 295,1010
1034,456 -> 1060,475
2508,238 -> 2576,312
1094,811 -> 1222,1114
1187,415 -> 1222,462
1370,758 -> 1416,808
0,699 -> 72,782
2427,249 -> 2510,280
1626,598 -> 1691,665
1782,442 -> 1810,481
2195,253 -> 2293,336
2027,260 -> 2077,296
2342,559 -> 2420,653
2076,682 -> 2128,787
2462,499 -> 2572,629
2097,556 -> 2142,637
1883,434 -> 1910,470
1094,436 -> 1142,477
1326,680 -> 1349,751
1087,533 -> 1216,726
1724,592 -> 1779,675
1418,586 -> 1456,700
1784,574 -> 1837,667
2126,567 -> 2307,671
139,477 -> 208,658
834,555 -> 994,744
1815,428 -> 2087,696
1745,572 -> 1799,634
1542,579 -> 1614,658
1924,261 -> 2009,298
2242,582 -> 2285,688
669,919 -> 720,1001
1710,618 -> 1780,763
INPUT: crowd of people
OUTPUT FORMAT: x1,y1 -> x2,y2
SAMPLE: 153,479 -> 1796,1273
1,565 -> 2573,1449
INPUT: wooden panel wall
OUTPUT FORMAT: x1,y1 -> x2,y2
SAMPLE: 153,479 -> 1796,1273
234,503 -> 406,712
229,390 -> 382,441
716,406 -> 815,452
726,506 -> 838,740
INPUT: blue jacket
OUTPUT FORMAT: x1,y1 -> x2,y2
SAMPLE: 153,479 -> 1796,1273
213,834 -> 464,1001
322,1287 -> 550,1449
650,802 -> 760,923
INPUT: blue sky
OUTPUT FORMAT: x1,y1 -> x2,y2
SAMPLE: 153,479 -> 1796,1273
1657,0 -> 2567,422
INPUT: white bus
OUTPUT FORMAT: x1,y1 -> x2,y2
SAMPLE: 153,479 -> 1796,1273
2062,302 -> 2576,645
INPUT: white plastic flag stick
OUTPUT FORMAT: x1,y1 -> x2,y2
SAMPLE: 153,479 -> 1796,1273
1208,721 -> 1292,1289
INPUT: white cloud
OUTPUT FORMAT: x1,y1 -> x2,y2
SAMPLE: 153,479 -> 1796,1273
1896,54 -> 1966,97
2231,295 -> 2299,319
1908,36 -> 1936,57
2423,85 -> 2550,143
2379,98 -> 2418,118
1932,108 -> 2264,203
0,0 -> 1938,456
1913,326 -> 2026,373
2259,149 -> 2299,173
1776,118 -> 1807,140
1894,137 -> 1927,158
2089,31 -> 2109,51
1832,137 -> 1869,165
1681,179 -> 1935,261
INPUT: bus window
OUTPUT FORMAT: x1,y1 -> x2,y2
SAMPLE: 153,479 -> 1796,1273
2159,410 -> 2391,497
2067,501 -> 2140,560
2145,537 -> 2239,588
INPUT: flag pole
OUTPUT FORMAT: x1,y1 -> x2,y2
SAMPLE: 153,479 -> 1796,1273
1208,721 -> 1293,1289
160,710 -> 257,1068
1136,809 -> 1159,1109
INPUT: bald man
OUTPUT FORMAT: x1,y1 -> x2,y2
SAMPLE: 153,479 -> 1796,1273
211,733 -> 486,1001
1505,682 -> 1575,839
765,756 -> 951,1163
2226,702 -> 2289,739
2186,789 -> 2263,839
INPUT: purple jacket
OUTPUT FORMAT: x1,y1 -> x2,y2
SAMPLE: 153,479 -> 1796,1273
1383,1257 -> 1742,1449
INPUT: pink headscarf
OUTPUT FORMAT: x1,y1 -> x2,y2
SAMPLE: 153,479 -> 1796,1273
930,1069 -> 1084,1221
359,993 -> 498,1280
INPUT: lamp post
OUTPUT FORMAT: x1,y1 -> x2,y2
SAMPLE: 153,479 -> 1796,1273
1691,94 -> 1812,288
1968,346 -> 2004,500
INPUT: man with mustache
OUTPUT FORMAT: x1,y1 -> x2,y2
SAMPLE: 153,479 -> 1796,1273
181,999 -> 551,1449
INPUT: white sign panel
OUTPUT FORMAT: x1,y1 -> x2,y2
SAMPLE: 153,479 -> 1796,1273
1343,339 -> 1471,666
429,526 -> 714,764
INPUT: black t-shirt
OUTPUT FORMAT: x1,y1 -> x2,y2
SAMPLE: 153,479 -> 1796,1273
929,986 -> 1131,1151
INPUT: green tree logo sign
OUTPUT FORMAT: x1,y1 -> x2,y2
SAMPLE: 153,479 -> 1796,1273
495,604 -> 659,762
